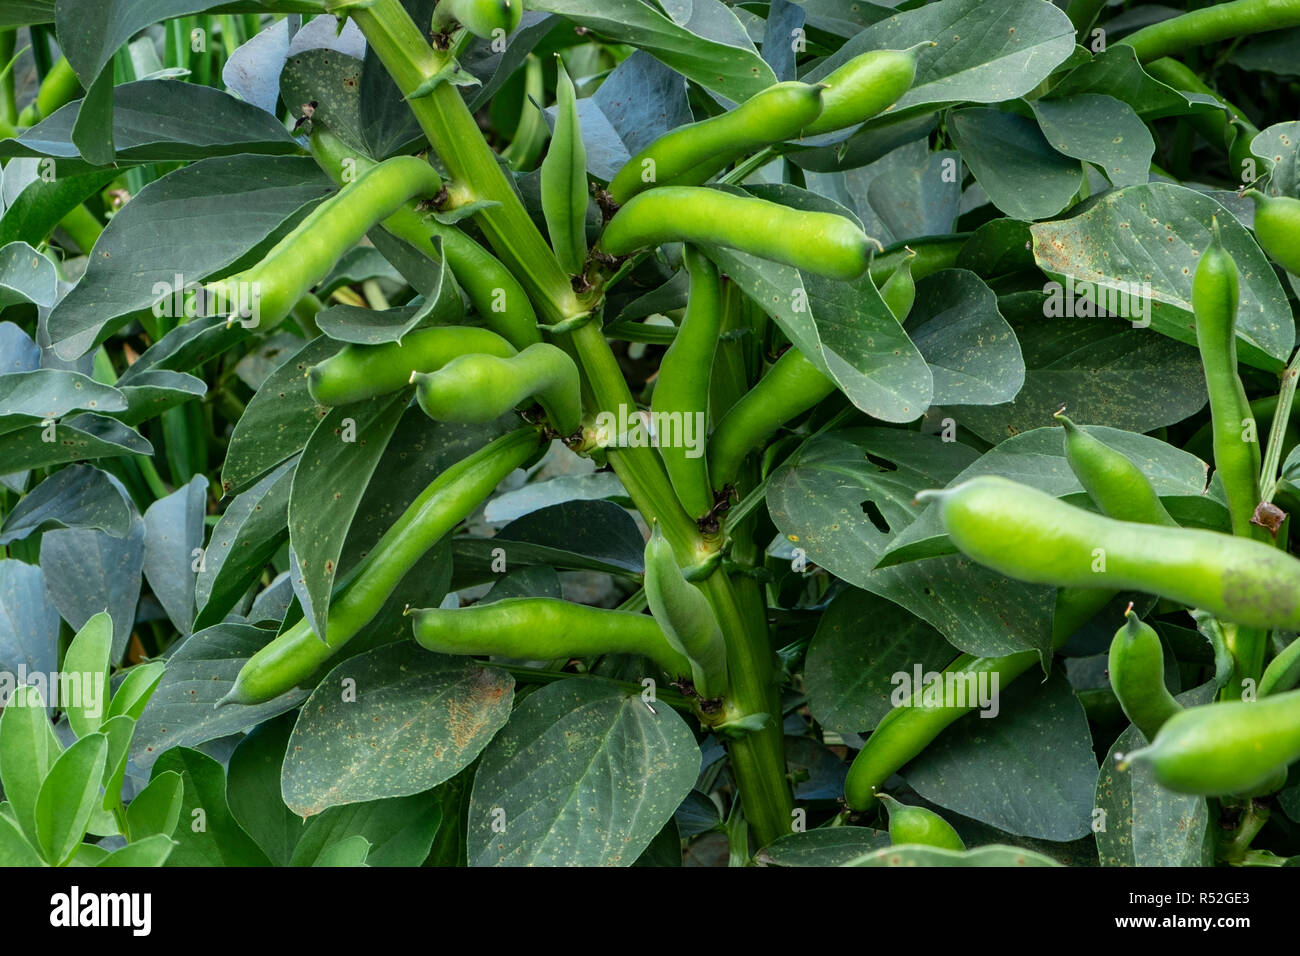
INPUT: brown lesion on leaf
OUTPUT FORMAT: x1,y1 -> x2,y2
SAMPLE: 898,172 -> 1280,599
446,670 -> 509,751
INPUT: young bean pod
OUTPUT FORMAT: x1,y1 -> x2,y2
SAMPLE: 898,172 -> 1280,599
878,794 -> 966,851
653,246 -> 722,519
877,248 -> 916,322
34,56 -> 82,121
607,82 -> 826,204
413,342 -> 582,435
410,597 -> 694,679
432,0 -> 522,38
869,237 -> 967,286
1108,606 -> 1182,741
1258,635 -> 1300,697
308,326 -> 516,406
843,587 -> 1113,809
1243,190 -> 1300,277
219,427 -> 543,706
1145,58 -> 1260,180
502,54 -> 549,172
1119,0 -> 1300,63
1193,217 -> 1261,538
599,186 -> 875,280
921,475 -> 1300,631
204,155 -> 445,332
310,127 -> 542,350
804,45 -> 926,136
643,524 -> 729,697
1123,687 -> 1300,796
1056,411 -> 1178,526
708,346 -> 835,492
540,59 -> 588,275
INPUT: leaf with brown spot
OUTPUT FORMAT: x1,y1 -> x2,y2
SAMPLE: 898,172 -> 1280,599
281,643 -> 513,818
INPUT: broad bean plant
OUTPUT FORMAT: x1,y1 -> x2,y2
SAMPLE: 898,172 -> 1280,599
1,0 -> 1299,868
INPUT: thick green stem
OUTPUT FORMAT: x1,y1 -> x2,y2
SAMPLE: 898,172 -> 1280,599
575,320 -> 793,846
1219,801 -> 1270,865
346,0 -> 581,326
0,30 -> 17,126
1120,0 -> 1300,62
346,0 -> 793,847
705,286 -> 794,847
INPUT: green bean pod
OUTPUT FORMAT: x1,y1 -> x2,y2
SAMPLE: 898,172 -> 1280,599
204,155 -> 445,332
843,586 -> 1112,809
607,82 -> 825,204
432,0 -> 522,38
1109,607 -> 1182,741
708,346 -> 835,491
1259,635 -> 1300,696
1243,190 -> 1300,277
878,794 -> 966,850
877,248 -> 916,322
869,237 -> 967,286
35,56 -> 82,120
501,53 -> 549,172
1193,217 -> 1261,538
1056,411 -> 1178,526
599,186 -> 875,280
219,426 -> 543,706
1145,59 -> 1260,180
310,126 -> 541,350
1119,0 -> 1300,63
410,597 -> 694,678
804,46 -> 925,136
921,475 -> 1300,631
308,326 -> 516,406
413,343 -> 582,435
653,246 -> 721,519
540,60 -> 588,275
1123,687 -> 1300,796
643,524 -> 729,697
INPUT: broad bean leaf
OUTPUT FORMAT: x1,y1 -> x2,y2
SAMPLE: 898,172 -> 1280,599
289,390 -> 409,643
39,521 -> 144,662
468,677 -> 700,866
900,671 -> 1098,842
947,108 -> 1083,221
142,476 -> 208,636
282,644 -> 513,817
1029,93 -> 1156,187
1030,182 -> 1294,371
46,155 -> 333,360
0,464 -> 132,544
945,290 -> 1208,443
757,828 -> 891,866
805,588 -> 956,733
1094,683 -> 1217,867
288,791 -> 442,867
804,0 -> 1076,113
194,458 -> 295,631
221,335 -> 339,495
844,844 -> 1062,866
149,747 -> 270,867
225,713 -> 307,867
528,0 -> 775,103
129,623 -> 310,775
